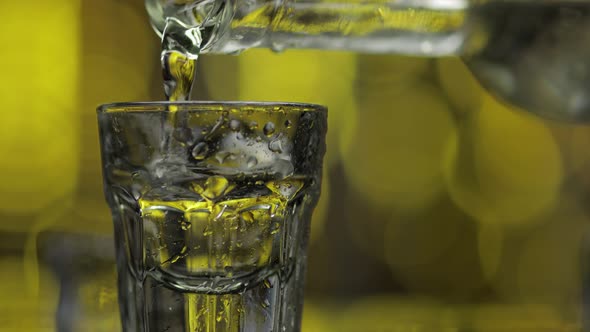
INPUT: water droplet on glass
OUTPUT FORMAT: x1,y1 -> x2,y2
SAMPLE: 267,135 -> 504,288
229,119 -> 241,131
275,159 -> 294,177
266,179 -> 304,199
271,42 -> 286,53
180,220 -> 191,230
200,176 -> 231,200
203,225 -> 213,236
249,121 -> 258,130
170,246 -> 188,264
263,122 -> 275,136
284,120 -> 292,128
215,151 -> 230,164
228,216 -> 240,231
268,139 -> 283,153
191,142 -> 209,160
247,156 -> 258,168
270,222 -> 281,235
155,166 -> 165,178
241,211 -> 255,224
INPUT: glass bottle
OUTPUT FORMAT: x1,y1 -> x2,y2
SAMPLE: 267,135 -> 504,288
146,0 -> 479,56
146,0 -> 590,121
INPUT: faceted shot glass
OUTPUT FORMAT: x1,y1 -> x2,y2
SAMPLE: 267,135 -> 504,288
97,102 -> 327,332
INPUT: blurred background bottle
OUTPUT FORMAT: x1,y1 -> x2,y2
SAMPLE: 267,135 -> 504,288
2,0 -> 590,331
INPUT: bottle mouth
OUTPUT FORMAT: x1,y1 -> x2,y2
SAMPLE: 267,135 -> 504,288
145,0 -> 233,55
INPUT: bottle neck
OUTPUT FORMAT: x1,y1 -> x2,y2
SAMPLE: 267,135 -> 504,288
146,0 -> 237,56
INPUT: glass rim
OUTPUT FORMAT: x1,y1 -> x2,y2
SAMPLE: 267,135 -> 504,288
97,101 -> 327,114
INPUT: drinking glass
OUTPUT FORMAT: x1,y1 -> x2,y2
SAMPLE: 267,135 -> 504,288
97,101 -> 327,331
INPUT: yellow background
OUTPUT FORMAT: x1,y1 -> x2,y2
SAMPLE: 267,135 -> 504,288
0,0 -> 589,330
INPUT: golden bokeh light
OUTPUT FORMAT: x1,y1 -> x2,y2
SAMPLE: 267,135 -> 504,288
0,1 -> 80,219
385,199 -> 486,300
444,94 -> 563,226
436,56 -> 484,115
343,80 -> 456,212
384,198 -> 462,268
80,0 -> 155,104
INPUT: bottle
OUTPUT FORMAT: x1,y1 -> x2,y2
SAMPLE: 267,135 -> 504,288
146,0 -> 590,122
146,0 -> 479,56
